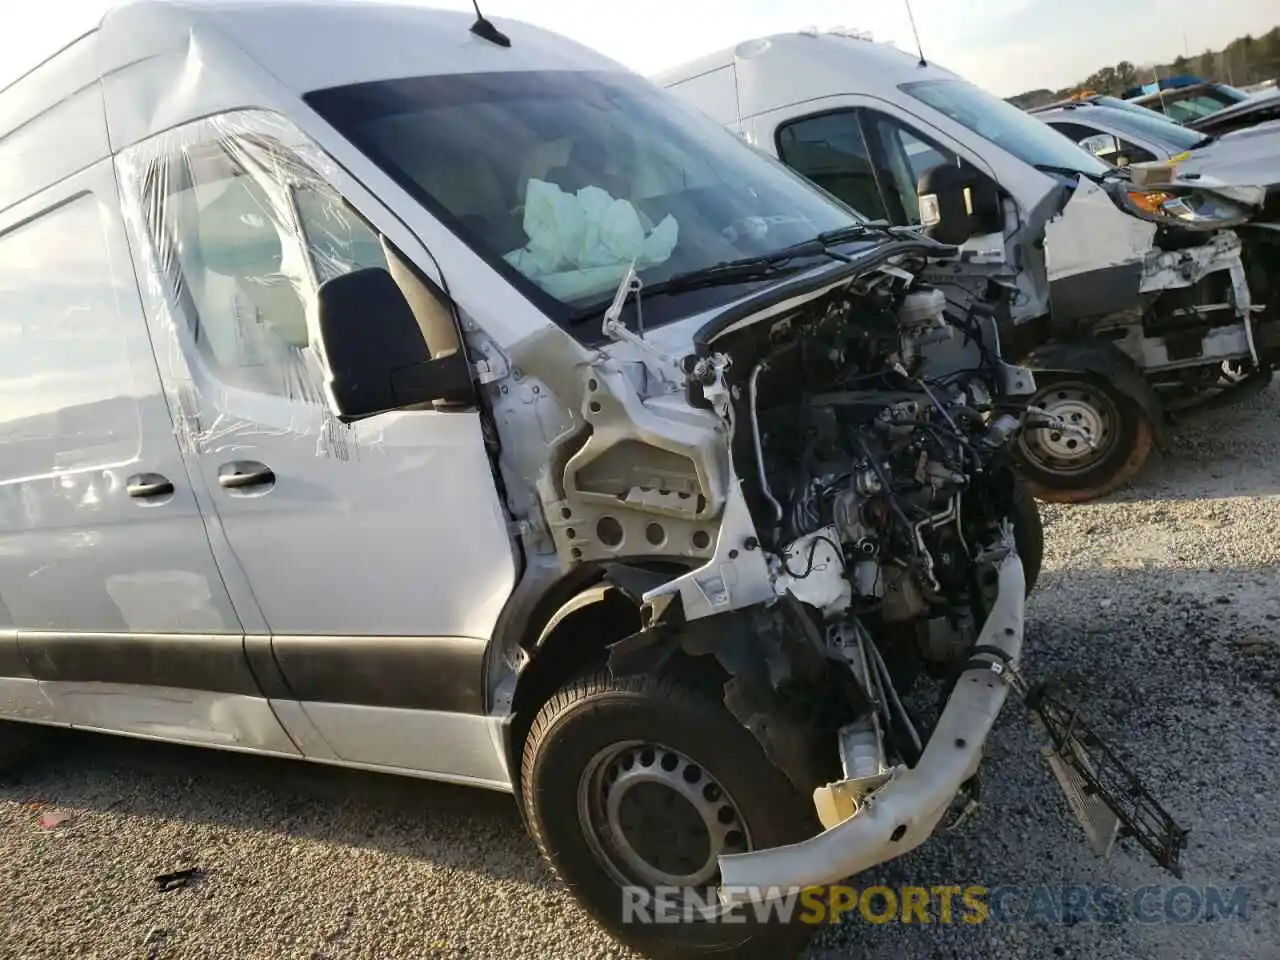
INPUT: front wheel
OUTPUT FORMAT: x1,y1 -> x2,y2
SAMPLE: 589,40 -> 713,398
521,671 -> 818,959
1015,375 -> 1154,503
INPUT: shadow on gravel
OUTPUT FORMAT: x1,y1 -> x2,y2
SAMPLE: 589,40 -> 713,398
1083,383 -> 1280,505
0,731 -> 547,885
804,559 -> 1280,959
1027,564 -> 1280,699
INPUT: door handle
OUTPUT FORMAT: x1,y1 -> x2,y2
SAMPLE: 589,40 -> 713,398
217,461 -> 276,490
126,473 -> 175,499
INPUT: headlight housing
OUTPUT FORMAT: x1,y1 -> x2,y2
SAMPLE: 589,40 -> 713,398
1123,189 -> 1252,230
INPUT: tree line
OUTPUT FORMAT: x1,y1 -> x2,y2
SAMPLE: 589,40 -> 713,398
1007,25 -> 1280,108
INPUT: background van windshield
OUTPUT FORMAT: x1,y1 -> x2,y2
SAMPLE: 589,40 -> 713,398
1089,105 -> 1206,152
307,70 -> 869,333
901,78 -> 1113,179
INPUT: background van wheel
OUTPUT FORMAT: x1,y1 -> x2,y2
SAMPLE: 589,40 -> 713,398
521,671 -> 818,959
1016,375 -> 1154,503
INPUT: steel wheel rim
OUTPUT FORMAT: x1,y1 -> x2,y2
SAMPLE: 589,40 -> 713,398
1019,380 -> 1120,474
577,740 -> 751,890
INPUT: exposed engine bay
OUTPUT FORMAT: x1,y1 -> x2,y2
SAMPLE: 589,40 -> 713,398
615,260 -> 1049,827
484,238 -> 1186,900
752,284 -> 1027,639
717,271 -> 1034,646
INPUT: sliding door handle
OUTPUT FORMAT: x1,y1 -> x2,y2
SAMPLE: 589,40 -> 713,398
218,461 -> 276,490
126,473 -> 175,499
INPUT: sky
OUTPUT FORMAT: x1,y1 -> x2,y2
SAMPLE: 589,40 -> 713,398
1,0 -> 1277,97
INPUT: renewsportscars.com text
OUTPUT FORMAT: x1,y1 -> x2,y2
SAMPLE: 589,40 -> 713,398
622,884 -> 1251,926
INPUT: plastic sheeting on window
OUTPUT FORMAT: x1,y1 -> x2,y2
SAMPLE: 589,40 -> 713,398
116,109 -> 393,459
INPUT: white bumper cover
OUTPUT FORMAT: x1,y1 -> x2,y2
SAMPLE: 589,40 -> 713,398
717,552 -> 1026,898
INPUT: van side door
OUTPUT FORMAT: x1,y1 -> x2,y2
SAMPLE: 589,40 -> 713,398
117,112 -> 519,786
0,161 -> 296,753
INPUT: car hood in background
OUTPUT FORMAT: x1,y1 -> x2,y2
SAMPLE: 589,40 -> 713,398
1177,120 -> 1280,192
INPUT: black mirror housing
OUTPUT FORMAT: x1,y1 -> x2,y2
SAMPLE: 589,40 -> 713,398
1079,132 -> 1120,158
917,164 -> 973,245
916,164 -> 1001,245
315,267 -> 473,421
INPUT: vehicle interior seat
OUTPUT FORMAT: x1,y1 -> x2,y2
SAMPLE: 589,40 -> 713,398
404,143 -> 527,255
542,139 -> 632,200
192,173 -> 311,351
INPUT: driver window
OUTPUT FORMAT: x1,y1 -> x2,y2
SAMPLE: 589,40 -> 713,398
1092,137 -> 1155,167
1046,119 -> 1105,145
864,114 -> 959,225
776,111 -> 891,221
139,126 -> 400,400
1113,139 -> 1156,164
156,144 -> 317,398
1048,121 -> 1157,167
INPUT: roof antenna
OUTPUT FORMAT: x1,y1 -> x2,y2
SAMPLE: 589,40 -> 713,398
903,0 -> 927,67
470,0 -> 511,47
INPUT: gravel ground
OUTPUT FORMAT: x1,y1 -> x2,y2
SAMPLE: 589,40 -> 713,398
2,386 -> 1279,960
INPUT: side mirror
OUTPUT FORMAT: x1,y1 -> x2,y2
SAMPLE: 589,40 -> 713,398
916,163 -> 999,245
315,267 -> 473,422
1079,132 -> 1120,158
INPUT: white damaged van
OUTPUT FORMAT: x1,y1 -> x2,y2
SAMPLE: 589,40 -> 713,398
0,3 -> 1182,956
656,32 -> 1280,501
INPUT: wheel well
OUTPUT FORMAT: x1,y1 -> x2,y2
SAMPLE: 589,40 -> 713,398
1024,337 -> 1165,440
506,584 -> 643,810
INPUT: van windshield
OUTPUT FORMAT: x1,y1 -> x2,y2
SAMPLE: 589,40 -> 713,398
901,79 -> 1113,179
306,70 -> 871,334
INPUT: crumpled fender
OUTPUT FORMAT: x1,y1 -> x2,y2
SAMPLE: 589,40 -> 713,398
1022,339 -> 1168,445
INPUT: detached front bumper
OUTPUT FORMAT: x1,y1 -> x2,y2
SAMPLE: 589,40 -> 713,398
717,552 -> 1026,899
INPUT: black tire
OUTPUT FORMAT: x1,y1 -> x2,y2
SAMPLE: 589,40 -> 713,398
1012,478 -> 1044,596
1015,373 -> 1155,503
521,671 -> 818,959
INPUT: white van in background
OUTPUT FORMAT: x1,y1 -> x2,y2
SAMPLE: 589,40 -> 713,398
656,32 -> 1280,501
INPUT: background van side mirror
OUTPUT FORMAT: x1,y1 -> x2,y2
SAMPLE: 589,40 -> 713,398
315,267 -> 473,422
1079,132 -> 1120,158
916,163 -> 999,245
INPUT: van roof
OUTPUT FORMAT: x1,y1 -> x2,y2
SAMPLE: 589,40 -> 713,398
1,0 -> 630,213
7,0 -> 626,102
652,31 -> 960,116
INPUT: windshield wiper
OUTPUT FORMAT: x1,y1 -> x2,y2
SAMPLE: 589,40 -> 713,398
1033,163 -> 1126,183
566,223 -> 892,326
657,222 -> 893,295
1190,134 -> 1217,150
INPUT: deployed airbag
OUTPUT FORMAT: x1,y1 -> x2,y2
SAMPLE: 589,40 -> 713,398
505,179 -> 679,300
